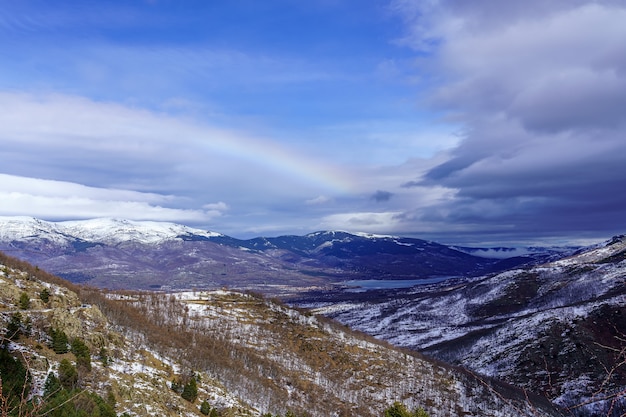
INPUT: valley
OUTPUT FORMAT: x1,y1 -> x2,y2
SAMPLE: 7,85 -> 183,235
1,217 -> 625,416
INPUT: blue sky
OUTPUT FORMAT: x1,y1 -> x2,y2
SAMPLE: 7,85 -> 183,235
1,0 -> 626,245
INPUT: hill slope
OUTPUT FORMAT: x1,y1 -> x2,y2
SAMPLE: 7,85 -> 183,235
0,251 -> 563,417
306,236 -> 626,415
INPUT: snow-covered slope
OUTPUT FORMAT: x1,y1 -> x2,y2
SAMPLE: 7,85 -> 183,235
0,252 -> 563,417
0,216 -> 222,245
304,235 -> 626,415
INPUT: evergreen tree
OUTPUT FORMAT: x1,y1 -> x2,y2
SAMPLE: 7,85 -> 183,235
181,376 -> 198,402
40,287 -> 51,303
23,315 -> 32,338
200,400 -> 212,415
0,345 -> 31,407
19,292 -> 30,309
71,337 -> 92,372
44,372 -> 62,398
58,358 -> 78,390
50,328 -> 69,354
5,311 -> 23,341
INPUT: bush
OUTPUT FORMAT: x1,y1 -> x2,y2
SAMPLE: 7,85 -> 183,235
384,402 -> 429,417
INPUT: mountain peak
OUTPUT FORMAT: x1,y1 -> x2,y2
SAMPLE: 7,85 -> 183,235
0,216 -> 222,245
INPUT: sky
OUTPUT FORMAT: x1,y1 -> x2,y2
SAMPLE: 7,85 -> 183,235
1,0 -> 625,246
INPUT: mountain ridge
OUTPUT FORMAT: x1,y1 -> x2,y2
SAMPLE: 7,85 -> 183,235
0,217 -> 576,295
0,217 -> 574,293
300,234 -> 626,415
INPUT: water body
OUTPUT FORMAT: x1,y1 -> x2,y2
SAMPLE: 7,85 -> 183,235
339,277 -> 454,290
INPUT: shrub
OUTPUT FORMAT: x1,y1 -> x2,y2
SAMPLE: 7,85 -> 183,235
40,288 -> 51,303
384,402 -> 429,417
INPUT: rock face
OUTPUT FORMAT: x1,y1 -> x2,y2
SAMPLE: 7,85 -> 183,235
307,236 -> 626,414
0,251 -> 564,417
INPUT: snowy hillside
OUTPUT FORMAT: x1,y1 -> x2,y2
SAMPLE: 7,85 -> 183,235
304,235 -> 626,415
0,216 -> 222,245
0,251 -> 564,417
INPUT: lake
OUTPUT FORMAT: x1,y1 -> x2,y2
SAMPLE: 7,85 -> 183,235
338,277 -> 455,290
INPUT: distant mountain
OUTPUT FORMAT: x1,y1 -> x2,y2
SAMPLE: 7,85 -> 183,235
0,217 -> 552,292
304,235 -> 626,415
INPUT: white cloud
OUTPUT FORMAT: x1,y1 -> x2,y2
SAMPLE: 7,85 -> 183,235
202,202 -> 229,211
305,195 -> 332,205
319,212 -> 403,234
0,173 -> 215,223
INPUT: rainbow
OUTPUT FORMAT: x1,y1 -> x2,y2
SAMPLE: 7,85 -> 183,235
192,130 -> 355,194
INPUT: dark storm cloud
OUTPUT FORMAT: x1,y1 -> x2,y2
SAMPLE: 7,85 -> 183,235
396,0 -> 626,242
371,190 -> 393,202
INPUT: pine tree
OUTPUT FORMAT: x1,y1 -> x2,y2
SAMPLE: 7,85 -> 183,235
19,292 -> 30,309
40,288 -> 51,303
200,400 -> 212,415
0,345 -> 31,406
181,376 -> 198,402
5,311 -> 23,341
58,358 -> 78,390
71,337 -> 92,372
44,372 -> 62,398
50,328 -> 69,354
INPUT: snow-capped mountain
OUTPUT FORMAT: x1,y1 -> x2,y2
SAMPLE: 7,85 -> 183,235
303,235 -> 626,414
0,216 -> 546,291
0,216 -> 222,245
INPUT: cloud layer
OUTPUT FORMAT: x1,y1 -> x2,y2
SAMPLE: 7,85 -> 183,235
1,1 -> 625,245
390,0 -> 626,243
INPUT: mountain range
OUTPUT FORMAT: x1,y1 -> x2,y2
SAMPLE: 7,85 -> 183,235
0,217 -> 571,294
1,216 -> 624,415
